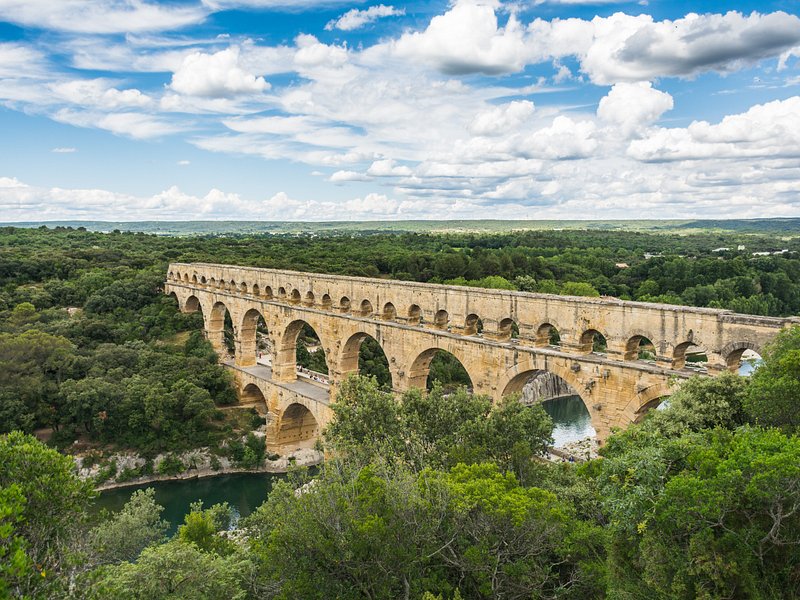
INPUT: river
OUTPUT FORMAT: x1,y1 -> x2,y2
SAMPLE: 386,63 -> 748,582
94,472 -> 282,535
542,395 -> 595,446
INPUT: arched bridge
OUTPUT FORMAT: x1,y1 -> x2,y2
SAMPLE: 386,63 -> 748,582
165,262 -> 797,451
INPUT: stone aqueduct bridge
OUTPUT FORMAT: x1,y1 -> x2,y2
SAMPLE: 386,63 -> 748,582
165,262 -> 797,450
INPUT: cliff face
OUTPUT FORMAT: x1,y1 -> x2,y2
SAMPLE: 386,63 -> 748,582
521,371 -> 576,404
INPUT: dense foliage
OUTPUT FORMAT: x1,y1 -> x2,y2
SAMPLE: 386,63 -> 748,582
2,225 -> 800,598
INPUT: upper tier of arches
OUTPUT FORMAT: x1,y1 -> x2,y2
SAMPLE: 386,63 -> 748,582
167,263 -> 794,374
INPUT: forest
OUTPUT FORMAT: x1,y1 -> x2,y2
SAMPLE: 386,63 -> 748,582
1,224 -> 800,598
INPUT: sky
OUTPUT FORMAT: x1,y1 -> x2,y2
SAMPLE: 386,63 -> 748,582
1,0 -> 800,221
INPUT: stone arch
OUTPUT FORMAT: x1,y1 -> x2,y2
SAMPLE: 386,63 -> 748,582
497,317 -> 517,340
274,319 -> 331,383
184,295 -> 201,313
631,382 -> 673,422
536,322 -> 561,347
278,286 -> 287,298
168,271 -> 175,280
500,362 -> 597,436
183,273 -> 190,283
721,340 -> 761,372
407,304 -> 422,325
240,383 -> 268,416
382,302 -> 397,321
359,299 -> 374,317
625,334 -> 657,361
200,276 -> 207,285
672,340 -> 708,370
407,347 -> 473,392
290,289 -> 302,305
237,307 -> 268,367
464,313 -> 482,336
320,294 -> 332,309
209,277 -> 216,288
275,402 -> 319,447
263,286 -> 273,299
339,296 -> 351,312
434,309 -> 449,330
339,332 -> 394,390
191,274 -> 198,285
207,300 -> 233,358
228,280 -> 236,292
579,328 -> 607,354
240,281 -> 248,294
304,291 -> 315,306
252,283 -> 260,297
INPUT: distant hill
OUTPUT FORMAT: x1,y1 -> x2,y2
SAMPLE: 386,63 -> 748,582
3,218 -> 800,236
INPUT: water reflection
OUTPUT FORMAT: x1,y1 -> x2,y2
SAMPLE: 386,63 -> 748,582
541,395 -> 595,447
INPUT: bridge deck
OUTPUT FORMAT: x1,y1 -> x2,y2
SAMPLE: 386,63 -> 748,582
224,359 -> 331,405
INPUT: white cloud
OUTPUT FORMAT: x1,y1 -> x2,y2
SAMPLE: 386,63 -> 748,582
178,160 -> 191,166
53,109 -> 185,139
391,0 -> 531,75
628,96 -> 800,162
329,170 -> 371,183
170,47 -> 269,98
520,116 -> 597,159
597,82 -> 673,137
366,159 -> 412,177
325,5 -> 405,31
51,147 -> 77,153
578,11 -> 800,84
50,79 -> 153,110
0,0 -> 207,34
469,100 -> 535,136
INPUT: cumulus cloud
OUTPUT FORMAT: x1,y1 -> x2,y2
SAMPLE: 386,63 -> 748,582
597,82 -> 673,136
385,5 -> 800,82
170,47 -> 269,98
391,0 -> 531,75
628,96 -> 800,162
325,5 -> 405,31
366,159 -> 412,177
520,116 -> 597,159
578,11 -> 800,84
469,100 -> 535,136
329,170 -> 371,183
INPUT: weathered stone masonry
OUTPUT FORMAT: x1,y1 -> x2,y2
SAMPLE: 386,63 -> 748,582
165,262 -> 798,450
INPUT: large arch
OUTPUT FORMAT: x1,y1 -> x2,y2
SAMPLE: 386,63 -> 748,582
579,328 -> 607,354
237,307 -> 268,367
624,334 -> 656,361
339,332 -> 393,390
535,322 -> 561,347
206,300 -> 233,358
275,402 -> 320,448
274,319 -> 330,383
407,348 -> 473,392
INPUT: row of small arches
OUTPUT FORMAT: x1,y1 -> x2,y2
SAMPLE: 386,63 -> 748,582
170,272 -> 757,370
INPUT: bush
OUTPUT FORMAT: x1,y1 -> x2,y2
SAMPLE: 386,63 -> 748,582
156,454 -> 184,476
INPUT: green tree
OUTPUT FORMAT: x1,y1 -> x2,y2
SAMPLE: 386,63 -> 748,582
744,325 -> 800,431
0,432 -> 95,596
0,484 -> 32,598
88,540 -> 250,600
90,488 -> 169,564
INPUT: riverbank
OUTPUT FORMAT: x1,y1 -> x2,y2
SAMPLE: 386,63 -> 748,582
77,446 -> 324,491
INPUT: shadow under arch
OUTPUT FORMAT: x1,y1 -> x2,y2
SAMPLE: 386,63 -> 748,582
240,383 -> 268,416
721,340 -> 762,372
340,331 -> 393,390
276,402 -> 320,448
408,347 -> 473,392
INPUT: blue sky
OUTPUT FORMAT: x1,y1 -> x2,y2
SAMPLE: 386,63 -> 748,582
1,0 -> 799,221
